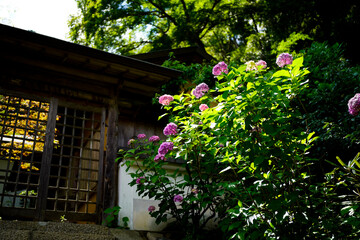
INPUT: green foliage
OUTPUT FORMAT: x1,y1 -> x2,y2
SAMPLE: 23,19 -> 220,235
159,57 -> 215,96
204,57 -> 320,239
298,42 -> 360,162
102,206 -> 129,228
119,51 -> 360,239
68,0 -> 254,60
272,32 -> 312,56
69,0 -> 359,63
321,153 -> 360,238
60,215 -> 67,223
120,135 -> 232,239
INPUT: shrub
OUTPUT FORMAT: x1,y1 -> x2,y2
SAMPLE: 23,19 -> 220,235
299,42 -> 360,164
118,50 -> 360,239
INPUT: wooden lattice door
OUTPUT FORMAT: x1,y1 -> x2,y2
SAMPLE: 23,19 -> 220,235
0,93 -> 105,223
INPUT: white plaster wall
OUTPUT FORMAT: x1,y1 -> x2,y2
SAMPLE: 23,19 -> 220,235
118,162 -> 170,231
118,160 -> 219,231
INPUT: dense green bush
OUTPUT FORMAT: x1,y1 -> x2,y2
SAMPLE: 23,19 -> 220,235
299,42 -> 360,163
117,44 -> 360,239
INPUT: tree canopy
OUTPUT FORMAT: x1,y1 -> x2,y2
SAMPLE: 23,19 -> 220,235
68,0 -> 360,63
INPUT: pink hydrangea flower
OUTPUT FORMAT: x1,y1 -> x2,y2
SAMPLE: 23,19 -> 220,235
127,139 -> 135,145
148,205 -> 155,212
256,60 -> 267,69
158,142 -> 174,155
173,195 -> 183,202
136,176 -> 145,184
212,61 -> 228,76
159,94 -> 174,105
245,60 -> 257,71
149,135 -> 160,142
191,188 -> 198,194
212,65 -> 222,76
154,154 -> 166,162
276,53 -> 293,67
199,104 -> 209,111
137,133 -> 146,139
348,93 -> 360,116
163,122 -> 178,136
192,83 -> 209,99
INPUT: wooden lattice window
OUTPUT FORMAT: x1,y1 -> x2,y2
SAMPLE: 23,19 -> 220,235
0,95 -> 49,209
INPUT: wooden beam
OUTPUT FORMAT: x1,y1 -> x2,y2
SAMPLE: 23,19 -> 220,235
2,53 -> 120,84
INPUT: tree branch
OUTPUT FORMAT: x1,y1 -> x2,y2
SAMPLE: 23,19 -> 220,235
147,0 -> 178,25
180,0 -> 190,21
197,0 -> 222,35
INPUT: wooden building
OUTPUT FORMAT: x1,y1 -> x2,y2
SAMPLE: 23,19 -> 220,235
0,24 -> 181,223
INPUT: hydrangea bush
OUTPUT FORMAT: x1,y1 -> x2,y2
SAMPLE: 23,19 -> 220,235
118,53 -> 359,239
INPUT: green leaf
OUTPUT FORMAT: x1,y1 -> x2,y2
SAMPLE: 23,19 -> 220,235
273,70 -> 291,78
336,156 -> 346,167
220,166 -> 232,173
247,82 -> 255,90
158,113 -> 168,120
292,57 -> 304,68
173,105 -> 184,111
151,175 -> 159,183
340,206 -> 358,216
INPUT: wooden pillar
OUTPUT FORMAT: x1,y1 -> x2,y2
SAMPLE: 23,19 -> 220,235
102,99 -> 119,222
96,107 -> 106,224
35,97 -> 58,221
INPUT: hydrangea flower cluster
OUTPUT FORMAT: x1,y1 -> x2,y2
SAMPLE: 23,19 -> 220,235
192,83 -> 209,99
173,194 -> 183,202
245,60 -> 257,71
154,141 -> 174,162
256,60 -> 267,69
159,94 -> 174,105
127,139 -> 135,145
276,53 -> 293,67
212,61 -> 228,76
149,135 -> 160,142
148,205 -> 155,212
348,93 -> 360,116
136,176 -> 145,184
137,133 -> 146,139
245,60 -> 267,71
163,122 -> 178,136
199,104 -> 209,111
154,154 -> 166,162
191,188 -> 198,194
158,142 -> 174,155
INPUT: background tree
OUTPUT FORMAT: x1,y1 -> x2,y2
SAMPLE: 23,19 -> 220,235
69,0 -> 359,64
68,0 -> 262,61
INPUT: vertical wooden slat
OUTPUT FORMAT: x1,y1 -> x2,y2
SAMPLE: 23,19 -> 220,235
0,96 -> 19,206
96,107 -> 106,224
35,97 -> 58,221
54,107 -> 67,211
7,97 -> 22,208
75,110 -> 86,212
102,102 -> 118,223
12,98 -> 31,207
